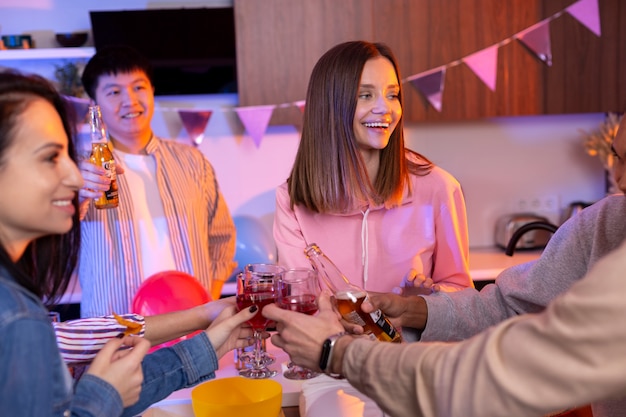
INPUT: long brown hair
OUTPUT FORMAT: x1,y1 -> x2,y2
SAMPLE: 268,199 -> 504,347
287,40 -> 432,213
0,70 -> 81,305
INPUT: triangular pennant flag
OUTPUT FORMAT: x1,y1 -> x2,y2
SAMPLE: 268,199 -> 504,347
516,21 -> 552,66
63,95 -> 90,126
234,105 -> 275,147
178,110 -> 213,145
566,0 -> 601,37
294,100 -> 306,113
408,68 -> 446,112
463,45 -> 499,91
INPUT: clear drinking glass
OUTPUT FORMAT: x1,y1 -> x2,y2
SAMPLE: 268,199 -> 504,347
276,268 -> 322,380
235,264 -> 285,378
237,264 -> 283,367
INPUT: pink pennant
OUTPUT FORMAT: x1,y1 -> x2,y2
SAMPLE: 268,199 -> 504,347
234,105 -> 275,147
294,100 -> 306,113
408,68 -> 446,112
566,0 -> 601,37
178,110 -> 213,145
463,45 -> 499,91
516,21 -> 552,66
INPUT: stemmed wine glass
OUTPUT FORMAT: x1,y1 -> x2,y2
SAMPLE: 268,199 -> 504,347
276,268 -> 322,380
235,264 -> 284,379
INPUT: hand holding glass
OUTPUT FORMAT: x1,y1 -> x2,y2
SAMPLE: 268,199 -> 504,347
235,264 -> 284,379
276,268 -> 322,380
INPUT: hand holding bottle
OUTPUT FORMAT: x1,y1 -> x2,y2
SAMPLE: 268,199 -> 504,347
304,243 -> 402,343
77,159 -> 111,203
87,105 -> 119,209
360,292 -> 429,331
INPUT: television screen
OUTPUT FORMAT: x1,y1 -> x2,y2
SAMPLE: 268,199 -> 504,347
89,8 -> 237,95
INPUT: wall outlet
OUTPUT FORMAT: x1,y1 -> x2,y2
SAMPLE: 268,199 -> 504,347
514,195 -> 561,223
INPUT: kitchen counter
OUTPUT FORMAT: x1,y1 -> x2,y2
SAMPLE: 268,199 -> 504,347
469,247 -> 542,281
58,247 -> 542,305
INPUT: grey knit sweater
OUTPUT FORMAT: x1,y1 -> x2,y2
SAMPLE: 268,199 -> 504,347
422,194 -> 626,417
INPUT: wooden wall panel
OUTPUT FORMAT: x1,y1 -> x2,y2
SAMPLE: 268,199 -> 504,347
545,0 -> 625,114
234,0 -> 375,125
235,0 -> 620,124
374,0 -> 548,121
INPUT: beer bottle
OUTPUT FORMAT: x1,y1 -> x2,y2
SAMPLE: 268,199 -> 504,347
304,243 -> 402,343
88,105 -> 119,209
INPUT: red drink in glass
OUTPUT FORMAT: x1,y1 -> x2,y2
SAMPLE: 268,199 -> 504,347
236,289 -> 276,330
275,294 -> 318,315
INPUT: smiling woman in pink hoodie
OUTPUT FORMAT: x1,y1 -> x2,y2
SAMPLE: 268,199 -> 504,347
274,40 -> 472,296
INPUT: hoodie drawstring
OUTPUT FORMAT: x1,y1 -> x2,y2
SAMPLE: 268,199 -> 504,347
361,208 -> 370,288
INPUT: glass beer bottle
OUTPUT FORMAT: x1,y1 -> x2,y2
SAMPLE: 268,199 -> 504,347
88,105 -> 119,209
304,243 -> 402,343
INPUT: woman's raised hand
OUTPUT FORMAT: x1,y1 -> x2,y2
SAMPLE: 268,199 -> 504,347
204,304 -> 256,359
393,268 -> 440,295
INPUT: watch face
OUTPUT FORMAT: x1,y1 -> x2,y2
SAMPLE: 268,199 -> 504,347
319,338 -> 332,370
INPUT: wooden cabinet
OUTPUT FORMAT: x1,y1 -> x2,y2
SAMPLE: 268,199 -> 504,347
234,0 -> 378,124
235,0 -> 622,123
371,0 -> 548,121
545,0 -> 625,114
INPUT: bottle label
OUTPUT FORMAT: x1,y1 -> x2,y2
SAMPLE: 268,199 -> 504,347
370,310 -> 398,341
102,159 -> 118,200
341,310 -> 367,327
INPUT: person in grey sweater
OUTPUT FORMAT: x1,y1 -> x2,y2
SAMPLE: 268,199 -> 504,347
365,193 -> 626,417
265,240 -> 626,417
356,115 -> 626,416
357,112 -> 626,416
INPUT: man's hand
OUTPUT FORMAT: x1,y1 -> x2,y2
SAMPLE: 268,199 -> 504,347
361,292 -> 429,330
264,292 -> 345,371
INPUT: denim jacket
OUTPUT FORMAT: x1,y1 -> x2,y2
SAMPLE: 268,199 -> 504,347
0,267 -> 221,417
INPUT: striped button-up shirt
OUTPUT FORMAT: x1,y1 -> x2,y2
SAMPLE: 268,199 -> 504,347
78,136 -> 236,317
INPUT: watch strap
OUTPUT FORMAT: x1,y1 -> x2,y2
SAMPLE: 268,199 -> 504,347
319,332 -> 348,376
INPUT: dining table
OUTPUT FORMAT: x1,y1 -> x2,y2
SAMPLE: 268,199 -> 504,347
141,338 -> 304,417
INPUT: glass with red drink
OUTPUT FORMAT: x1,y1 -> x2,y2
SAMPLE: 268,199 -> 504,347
276,268 -> 322,380
235,264 -> 285,379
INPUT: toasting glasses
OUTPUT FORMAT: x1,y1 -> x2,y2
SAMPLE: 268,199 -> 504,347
235,263 -> 285,378
276,268 -> 322,379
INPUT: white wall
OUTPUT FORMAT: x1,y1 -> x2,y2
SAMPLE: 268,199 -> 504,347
405,114 -> 607,246
0,0 -> 610,248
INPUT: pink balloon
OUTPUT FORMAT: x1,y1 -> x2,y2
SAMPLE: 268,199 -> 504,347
132,270 -> 211,351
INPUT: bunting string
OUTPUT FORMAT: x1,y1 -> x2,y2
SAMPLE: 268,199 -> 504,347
66,0 -> 600,148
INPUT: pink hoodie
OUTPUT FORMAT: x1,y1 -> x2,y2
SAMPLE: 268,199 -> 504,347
273,165 -> 471,293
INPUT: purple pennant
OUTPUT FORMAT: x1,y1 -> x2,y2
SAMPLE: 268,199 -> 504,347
516,21 -> 552,66
566,0 -> 601,37
463,45 -> 499,91
233,105 -> 275,148
178,110 -> 212,145
408,68 -> 446,112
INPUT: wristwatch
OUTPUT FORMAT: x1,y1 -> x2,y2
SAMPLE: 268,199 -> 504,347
319,332 -> 348,377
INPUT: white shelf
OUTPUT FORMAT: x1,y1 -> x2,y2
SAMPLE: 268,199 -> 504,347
0,47 -> 94,61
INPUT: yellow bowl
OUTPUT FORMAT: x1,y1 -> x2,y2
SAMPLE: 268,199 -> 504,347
191,377 -> 282,417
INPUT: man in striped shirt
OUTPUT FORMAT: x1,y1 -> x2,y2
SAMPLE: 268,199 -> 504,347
77,45 -> 236,317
